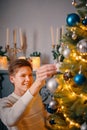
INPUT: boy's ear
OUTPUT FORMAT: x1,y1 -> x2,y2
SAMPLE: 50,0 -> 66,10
9,76 -> 14,84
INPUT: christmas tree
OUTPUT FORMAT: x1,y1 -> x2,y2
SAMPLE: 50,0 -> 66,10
45,0 -> 87,130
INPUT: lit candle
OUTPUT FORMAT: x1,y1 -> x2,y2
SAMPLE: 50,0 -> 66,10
50,26 -> 54,46
19,28 -> 23,48
6,28 -> 10,45
13,29 -> 17,44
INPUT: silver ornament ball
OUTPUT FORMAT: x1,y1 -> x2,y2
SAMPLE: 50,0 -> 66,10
46,77 -> 58,93
63,47 -> 70,58
59,47 -> 63,54
77,39 -> 87,53
72,32 -> 77,40
81,122 -> 87,130
49,100 -> 58,109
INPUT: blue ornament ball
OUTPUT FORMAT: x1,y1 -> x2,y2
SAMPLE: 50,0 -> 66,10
74,73 -> 86,85
46,104 -> 57,114
49,119 -> 56,125
82,18 -> 87,26
66,13 -> 80,26
46,100 -> 58,114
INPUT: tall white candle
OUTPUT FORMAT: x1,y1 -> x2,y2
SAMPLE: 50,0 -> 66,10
50,26 -> 54,46
6,28 -> 10,45
19,28 -> 23,48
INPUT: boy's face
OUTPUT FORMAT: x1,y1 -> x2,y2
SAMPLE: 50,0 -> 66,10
10,66 -> 34,95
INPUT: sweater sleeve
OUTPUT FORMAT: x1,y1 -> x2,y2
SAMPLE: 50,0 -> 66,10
0,90 -> 33,126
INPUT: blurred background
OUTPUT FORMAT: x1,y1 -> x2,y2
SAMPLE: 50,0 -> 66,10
0,0 -> 76,64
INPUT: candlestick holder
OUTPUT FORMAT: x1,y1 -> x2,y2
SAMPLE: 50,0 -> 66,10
5,43 -> 23,62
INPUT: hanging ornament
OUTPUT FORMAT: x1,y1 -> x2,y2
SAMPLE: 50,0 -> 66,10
49,99 -> 58,109
82,17 -> 87,26
66,13 -> 80,26
58,46 -> 63,54
46,99 -> 58,114
77,39 -> 87,53
63,46 -> 70,58
81,122 -> 87,130
49,119 -> 56,125
63,70 -> 73,81
72,31 -> 77,40
74,66 -> 86,85
86,0 -> 87,7
74,73 -> 86,85
46,77 -> 58,93
72,0 -> 77,6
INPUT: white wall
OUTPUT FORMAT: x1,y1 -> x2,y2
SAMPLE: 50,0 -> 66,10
0,0 -> 76,64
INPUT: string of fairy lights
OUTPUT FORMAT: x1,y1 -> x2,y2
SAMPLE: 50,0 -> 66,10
45,1 -> 87,129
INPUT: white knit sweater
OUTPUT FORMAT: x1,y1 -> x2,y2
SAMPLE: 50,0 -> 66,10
0,90 -> 48,130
